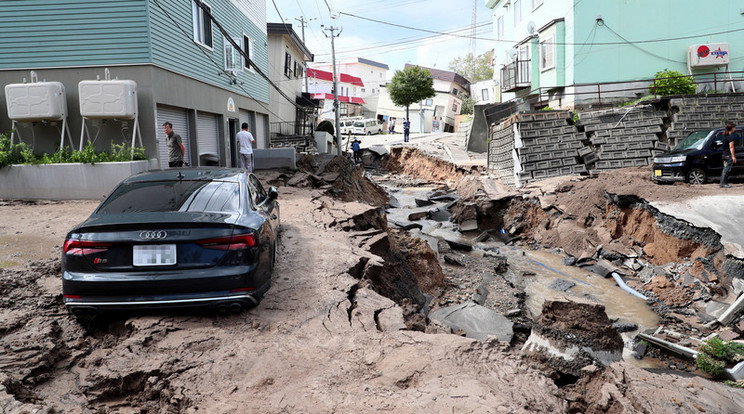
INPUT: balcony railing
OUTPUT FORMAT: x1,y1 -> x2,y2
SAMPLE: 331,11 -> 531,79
500,59 -> 531,92
269,121 -> 313,139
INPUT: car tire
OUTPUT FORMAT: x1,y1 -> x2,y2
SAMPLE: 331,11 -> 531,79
686,168 -> 707,185
367,131 -> 371,135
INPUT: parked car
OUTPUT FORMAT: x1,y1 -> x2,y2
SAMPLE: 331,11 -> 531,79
652,126 -> 743,184
353,119 -> 382,135
62,168 -> 280,321
339,119 -> 355,135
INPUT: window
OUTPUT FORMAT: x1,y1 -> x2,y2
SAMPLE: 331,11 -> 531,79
531,0 -> 543,9
497,16 -> 504,40
284,52 -> 292,78
294,61 -> 300,78
514,0 -> 522,26
425,98 -> 433,106
192,1 -> 213,48
242,35 -> 254,71
540,36 -> 554,70
361,88 -> 366,93
224,37 -> 243,73
452,102 -> 459,112
481,89 -> 489,101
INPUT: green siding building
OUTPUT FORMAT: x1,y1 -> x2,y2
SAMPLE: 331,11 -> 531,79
0,0 -> 272,168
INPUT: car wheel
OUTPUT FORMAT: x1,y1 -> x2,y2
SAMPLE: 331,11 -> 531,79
367,131 -> 371,135
686,168 -> 707,185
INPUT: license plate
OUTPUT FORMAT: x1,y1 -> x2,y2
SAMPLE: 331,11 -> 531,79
133,244 -> 177,266
654,169 -> 662,177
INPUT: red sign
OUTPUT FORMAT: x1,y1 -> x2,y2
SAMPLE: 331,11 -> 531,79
697,45 -> 710,58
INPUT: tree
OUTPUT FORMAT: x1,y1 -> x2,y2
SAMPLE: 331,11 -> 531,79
460,94 -> 474,115
448,52 -> 494,83
388,66 -> 436,119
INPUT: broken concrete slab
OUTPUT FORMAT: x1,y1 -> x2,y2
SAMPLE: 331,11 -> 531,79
367,145 -> 389,157
548,279 -> 576,292
443,254 -> 465,266
428,208 -> 451,222
388,195 -> 401,208
408,211 -> 428,221
459,220 -> 479,232
394,221 -> 423,231
415,198 -> 435,207
429,302 -> 514,343
444,239 -> 473,252
475,231 -> 492,242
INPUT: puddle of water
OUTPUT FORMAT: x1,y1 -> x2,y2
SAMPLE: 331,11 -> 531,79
0,234 -> 60,269
382,183 -> 666,368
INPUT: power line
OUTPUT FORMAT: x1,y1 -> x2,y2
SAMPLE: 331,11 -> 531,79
338,10 -> 744,46
152,0 -> 290,122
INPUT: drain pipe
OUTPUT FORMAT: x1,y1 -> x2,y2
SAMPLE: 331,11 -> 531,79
611,272 -> 648,300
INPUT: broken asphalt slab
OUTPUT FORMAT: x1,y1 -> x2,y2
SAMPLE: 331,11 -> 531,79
651,195 -> 744,259
429,302 -> 514,342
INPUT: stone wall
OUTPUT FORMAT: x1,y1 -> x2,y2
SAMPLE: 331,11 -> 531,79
487,93 -> 744,187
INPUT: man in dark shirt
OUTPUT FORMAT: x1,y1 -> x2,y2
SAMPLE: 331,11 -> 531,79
720,122 -> 737,188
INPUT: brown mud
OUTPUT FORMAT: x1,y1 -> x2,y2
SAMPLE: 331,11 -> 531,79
0,152 -> 743,412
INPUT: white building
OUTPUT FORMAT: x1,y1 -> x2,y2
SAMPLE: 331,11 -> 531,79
310,57 -> 389,116
377,65 -> 470,133
307,68 -> 367,122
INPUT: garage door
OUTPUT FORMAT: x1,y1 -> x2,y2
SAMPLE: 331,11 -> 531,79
156,105 -> 192,169
255,113 -> 267,149
196,112 -> 220,165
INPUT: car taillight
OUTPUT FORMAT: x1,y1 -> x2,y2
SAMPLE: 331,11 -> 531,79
64,238 -> 112,256
196,233 -> 256,250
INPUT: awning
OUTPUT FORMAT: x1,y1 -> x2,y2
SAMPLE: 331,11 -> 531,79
340,73 -> 364,87
350,97 -> 366,104
312,93 -> 363,104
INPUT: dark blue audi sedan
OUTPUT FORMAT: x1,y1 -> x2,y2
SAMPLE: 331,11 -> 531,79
62,168 -> 279,321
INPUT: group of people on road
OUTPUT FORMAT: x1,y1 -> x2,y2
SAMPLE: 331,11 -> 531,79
163,121 -> 255,172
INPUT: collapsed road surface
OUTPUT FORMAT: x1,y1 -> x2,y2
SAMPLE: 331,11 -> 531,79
1,151 -> 744,412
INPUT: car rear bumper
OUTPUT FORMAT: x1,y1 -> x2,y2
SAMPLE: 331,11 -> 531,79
63,290 -> 262,310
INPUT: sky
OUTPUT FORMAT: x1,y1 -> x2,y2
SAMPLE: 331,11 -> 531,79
266,0 -> 495,80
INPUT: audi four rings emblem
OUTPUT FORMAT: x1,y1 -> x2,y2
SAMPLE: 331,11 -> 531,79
139,231 -> 167,240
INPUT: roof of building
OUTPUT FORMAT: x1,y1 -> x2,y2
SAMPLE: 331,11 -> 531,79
307,68 -> 365,87
357,57 -> 389,70
266,23 -> 313,62
404,64 -> 470,90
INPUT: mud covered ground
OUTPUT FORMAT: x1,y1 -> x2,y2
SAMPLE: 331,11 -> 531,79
1,152 -> 744,413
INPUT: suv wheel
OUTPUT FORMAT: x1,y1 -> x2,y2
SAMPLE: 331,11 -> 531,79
687,168 -> 707,185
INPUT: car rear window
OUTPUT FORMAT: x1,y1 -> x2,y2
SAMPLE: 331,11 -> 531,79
96,180 -> 241,214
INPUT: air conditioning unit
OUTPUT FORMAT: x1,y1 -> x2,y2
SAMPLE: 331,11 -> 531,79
688,43 -> 730,68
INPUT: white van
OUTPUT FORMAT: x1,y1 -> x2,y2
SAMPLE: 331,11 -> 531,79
339,120 -> 355,135
353,119 -> 382,135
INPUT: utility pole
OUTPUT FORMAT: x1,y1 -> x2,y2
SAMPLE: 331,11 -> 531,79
322,25 -> 342,156
295,16 -> 315,93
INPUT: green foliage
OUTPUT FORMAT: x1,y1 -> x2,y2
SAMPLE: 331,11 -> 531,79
696,336 -> 744,378
316,120 -> 335,136
649,69 -> 696,96
460,94 -> 475,115
448,52 -> 494,83
388,66 -> 436,118
0,132 -> 146,168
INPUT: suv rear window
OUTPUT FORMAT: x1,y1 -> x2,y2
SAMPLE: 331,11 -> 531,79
96,180 -> 241,214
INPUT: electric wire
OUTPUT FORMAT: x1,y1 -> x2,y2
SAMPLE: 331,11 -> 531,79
153,0 -> 293,122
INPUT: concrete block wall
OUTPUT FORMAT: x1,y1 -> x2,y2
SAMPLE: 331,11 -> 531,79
667,94 -> 744,146
515,110 -> 580,184
579,106 -> 667,173
487,116 -> 517,186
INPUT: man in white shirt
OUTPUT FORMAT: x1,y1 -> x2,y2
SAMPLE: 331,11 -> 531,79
236,122 -> 256,172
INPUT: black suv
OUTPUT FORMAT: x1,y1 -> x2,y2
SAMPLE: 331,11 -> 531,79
652,126 -> 743,184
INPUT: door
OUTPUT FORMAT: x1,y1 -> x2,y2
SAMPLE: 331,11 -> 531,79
156,105 -> 192,169
228,118 -> 239,168
255,113 -> 267,149
196,112 -> 220,166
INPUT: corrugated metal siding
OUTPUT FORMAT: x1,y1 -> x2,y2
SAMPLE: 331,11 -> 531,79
0,0 -> 150,69
196,112 -> 219,162
156,105 -> 191,169
148,0 -> 270,103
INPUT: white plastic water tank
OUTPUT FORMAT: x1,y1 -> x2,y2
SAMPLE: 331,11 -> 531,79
5,82 -> 67,121
78,79 -> 137,119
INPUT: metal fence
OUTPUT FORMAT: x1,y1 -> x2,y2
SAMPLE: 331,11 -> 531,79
269,121 -> 313,138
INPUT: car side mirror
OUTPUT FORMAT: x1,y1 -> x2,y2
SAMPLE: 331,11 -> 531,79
713,140 -> 723,147
268,187 -> 278,201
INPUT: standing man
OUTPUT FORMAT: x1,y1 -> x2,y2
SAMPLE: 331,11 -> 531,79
237,122 -> 256,172
403,118 -> 411,143
352,139 -> 361,163
163,122 -> 185,168
720,121 -> 737,188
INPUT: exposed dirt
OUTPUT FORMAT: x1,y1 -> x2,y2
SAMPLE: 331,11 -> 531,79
1,153 -> 744,413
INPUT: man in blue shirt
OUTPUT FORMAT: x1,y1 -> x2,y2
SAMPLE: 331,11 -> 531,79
403,118 -> 411,142
352,139 -> 361,163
